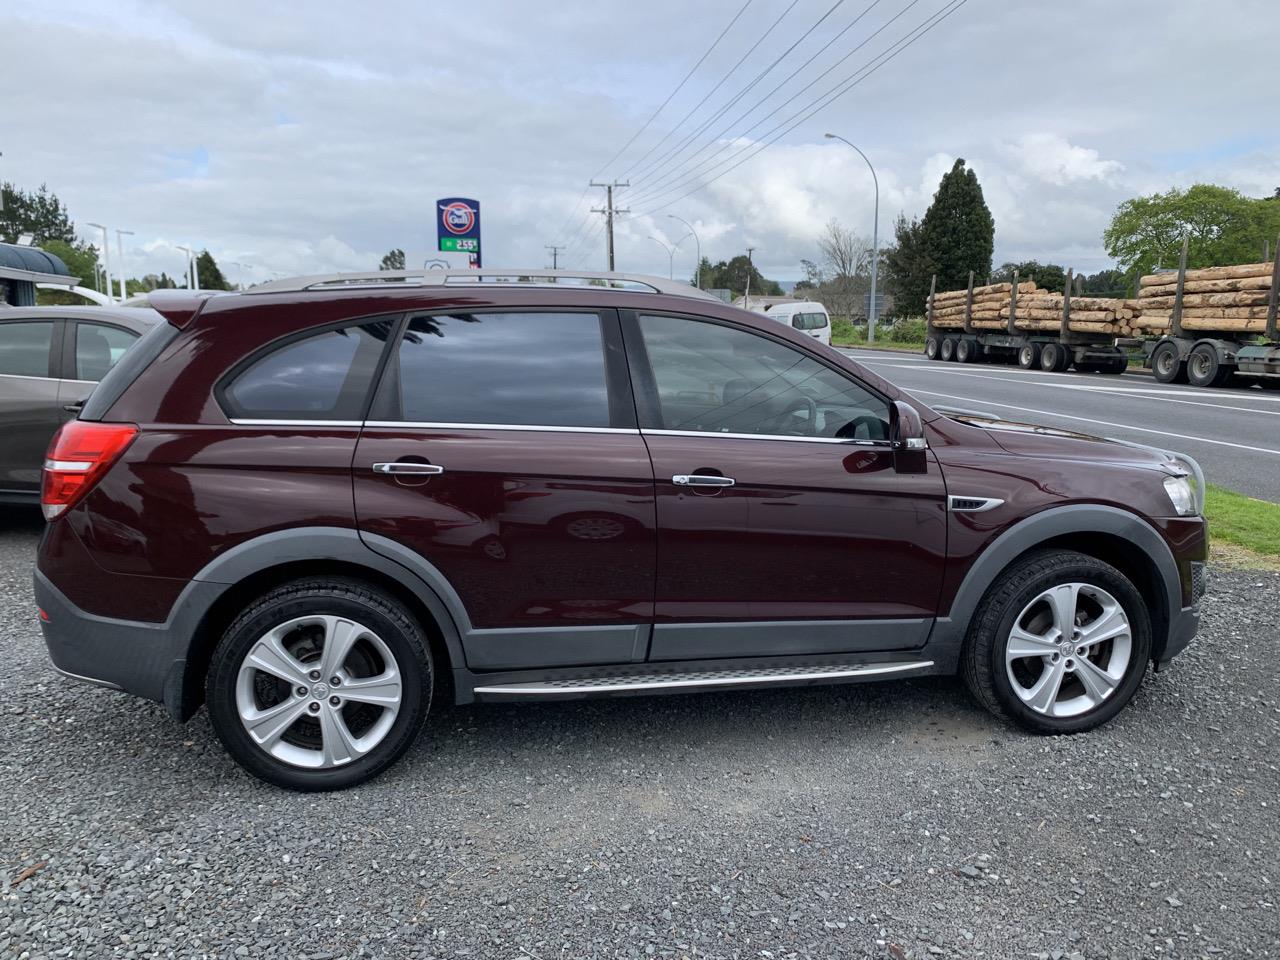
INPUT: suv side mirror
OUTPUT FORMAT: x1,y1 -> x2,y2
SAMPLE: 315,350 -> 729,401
890,400 -> 927,473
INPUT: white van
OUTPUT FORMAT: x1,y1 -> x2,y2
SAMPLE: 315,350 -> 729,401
765,301 -> 831,346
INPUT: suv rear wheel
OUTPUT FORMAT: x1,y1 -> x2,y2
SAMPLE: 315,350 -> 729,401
961,550 -> 1151,734
206,578 -> 431,791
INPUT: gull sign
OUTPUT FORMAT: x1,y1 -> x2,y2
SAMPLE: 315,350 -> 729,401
436,197 -> 482,267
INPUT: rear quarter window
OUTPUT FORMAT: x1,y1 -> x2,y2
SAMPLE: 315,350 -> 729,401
220,318 -> 397,421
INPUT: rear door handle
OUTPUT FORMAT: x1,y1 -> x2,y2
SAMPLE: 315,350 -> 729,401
672,474 -> 735,487
373,462 -> 445,476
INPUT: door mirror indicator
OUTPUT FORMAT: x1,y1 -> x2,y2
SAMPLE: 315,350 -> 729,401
890,400 -> 928,473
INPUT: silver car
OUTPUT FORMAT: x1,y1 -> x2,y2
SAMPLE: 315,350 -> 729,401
0,304 -> 159,503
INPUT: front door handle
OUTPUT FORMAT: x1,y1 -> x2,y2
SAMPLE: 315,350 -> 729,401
672,474 -> 735,487
373,462 -> 445,476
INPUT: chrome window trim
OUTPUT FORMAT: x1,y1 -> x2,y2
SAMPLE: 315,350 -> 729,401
0,372 -> 59,383
229,419 -> 365,427
643,427 -> 893,447
364,421 -> 639,434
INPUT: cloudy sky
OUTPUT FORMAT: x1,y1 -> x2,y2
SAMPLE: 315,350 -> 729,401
3,0 -> 1278,286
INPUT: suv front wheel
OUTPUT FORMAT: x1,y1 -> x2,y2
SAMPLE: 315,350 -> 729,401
206,578 -> 432,791
961,550 -> 1152,734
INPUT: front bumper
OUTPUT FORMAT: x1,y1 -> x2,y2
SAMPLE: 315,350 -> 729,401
34,570 -> 221,720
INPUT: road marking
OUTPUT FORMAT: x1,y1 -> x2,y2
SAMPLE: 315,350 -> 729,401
871,363 -> 1280,410
912,389 -> 1280,457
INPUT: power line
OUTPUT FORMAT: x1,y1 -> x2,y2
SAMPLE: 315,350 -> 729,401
590,180 -> 631,271
625,0 -> 849,190
626,0 -> 895,205
552,1 -> 753,253
616,0 -> 802,181
591,0 -> 755,180
625,0 -> 968,220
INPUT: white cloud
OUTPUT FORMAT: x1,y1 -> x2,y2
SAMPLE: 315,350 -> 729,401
2,0 -> 1277,284
1004,134 -> 1124,186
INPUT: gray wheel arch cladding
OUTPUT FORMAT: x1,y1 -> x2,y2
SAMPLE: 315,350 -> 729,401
927,503 -> 1181,666
187,526 -> 469,686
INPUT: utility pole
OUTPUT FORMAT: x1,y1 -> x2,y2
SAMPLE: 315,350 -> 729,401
744,246 -> 755,310
115,228 -> 134,301
545,245 -> 564,270
86,223 -> 113,303
590,180 -> 629,271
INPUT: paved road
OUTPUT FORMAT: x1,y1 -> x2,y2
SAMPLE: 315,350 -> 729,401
3,515 -> 1279,957
841,348 -> 1280,503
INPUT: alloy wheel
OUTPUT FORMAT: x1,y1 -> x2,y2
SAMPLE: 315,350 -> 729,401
235,615 -> 402,768
1004,582 -> 1132,718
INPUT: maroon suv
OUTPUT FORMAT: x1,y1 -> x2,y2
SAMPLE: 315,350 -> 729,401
35,270 -> 1207,790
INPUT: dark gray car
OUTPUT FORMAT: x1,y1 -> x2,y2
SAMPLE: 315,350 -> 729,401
0,304 -> 159,502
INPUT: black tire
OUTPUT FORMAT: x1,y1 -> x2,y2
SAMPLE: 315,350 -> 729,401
961,550 -> 1152,735
924,336 -> 940,360
940,337 -> 957,362
206,578 -> 432,791
1186,343 -> 1232,388
1075,362 -> 1099,374
1038,342 -> 1062,372
1259,378 -> 1280,391
1151,341 -> 1186,384
1101,355 -> 1129,375
1017,343 -> 1040,369
955,338 -> 976,363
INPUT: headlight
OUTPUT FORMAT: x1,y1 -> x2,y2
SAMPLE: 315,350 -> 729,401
1163,475 -> 1196,516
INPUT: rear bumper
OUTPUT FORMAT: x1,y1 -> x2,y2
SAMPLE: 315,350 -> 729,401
34,570 -> 220,720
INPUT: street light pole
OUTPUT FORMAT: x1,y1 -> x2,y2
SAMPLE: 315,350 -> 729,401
667,215 -> 701,288
647,236 -> 678,280
231,261 -> 248,289
86,223 -> 113,303
176,245 -> 196,290
825,133 -> 880,344
115,229 -> 134,301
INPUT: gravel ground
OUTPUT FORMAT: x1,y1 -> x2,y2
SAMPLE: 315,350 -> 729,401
2,508 -> 1278,959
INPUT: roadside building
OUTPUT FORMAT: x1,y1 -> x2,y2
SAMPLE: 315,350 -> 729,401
0,242 -> 78,306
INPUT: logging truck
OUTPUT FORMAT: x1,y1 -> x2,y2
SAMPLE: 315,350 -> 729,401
923,270 -> 1129,374
1135,238 -> 1280,389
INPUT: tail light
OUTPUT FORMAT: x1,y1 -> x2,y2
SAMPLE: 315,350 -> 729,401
42,421 -> 138,520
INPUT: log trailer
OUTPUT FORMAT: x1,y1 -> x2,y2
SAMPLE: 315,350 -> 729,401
923,270 -> 1129,374
1142,238 -> 1280,389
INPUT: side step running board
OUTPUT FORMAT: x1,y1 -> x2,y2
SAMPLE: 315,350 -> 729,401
473,659 -> 933,698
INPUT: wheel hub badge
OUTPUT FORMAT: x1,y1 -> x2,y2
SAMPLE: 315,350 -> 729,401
311,682 -> 330,699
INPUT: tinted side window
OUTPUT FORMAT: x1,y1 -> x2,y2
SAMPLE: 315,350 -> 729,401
0,321 -> 55,378
638,314 -> 888,440
389,312 -> 612,427
75,322 -> 139,381
793,312 -> 828,330
223,319 -> 395,420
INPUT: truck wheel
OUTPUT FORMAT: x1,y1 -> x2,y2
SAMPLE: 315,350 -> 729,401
956,338 -> 976,363
206,578 -> 432,791
1039,342 -> 1066,372
1151,341 -> 1187,384
940,337 -> 957,362
1187,343 -> 1232,388
1018,343 -> 1040,369
961,550 -> 1152,735
1102,355 -> 1128,375
924,337 -> 940,360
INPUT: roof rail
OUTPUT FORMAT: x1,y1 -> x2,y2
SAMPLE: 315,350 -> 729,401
243,268 -> 718,300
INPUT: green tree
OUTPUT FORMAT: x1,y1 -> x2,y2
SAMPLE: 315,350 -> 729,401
883,213 -> 934,316
379,248 -> 406,271
701,255 -> 781,297
1081,268 -> 1130,297
1103,184 -> 1280,277
992,260 -> 1066,293
196,250 -> 232,290
1,182 -> 77,245
918,159 -> 995,295
691,256 -> 714,289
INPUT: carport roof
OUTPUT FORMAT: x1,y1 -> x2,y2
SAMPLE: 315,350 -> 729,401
0,241 -> 79,285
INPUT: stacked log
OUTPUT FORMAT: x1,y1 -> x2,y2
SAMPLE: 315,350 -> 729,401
930,282 -> 1137,335
929,281 -> 1037,329
1134,261 -> 1277,335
